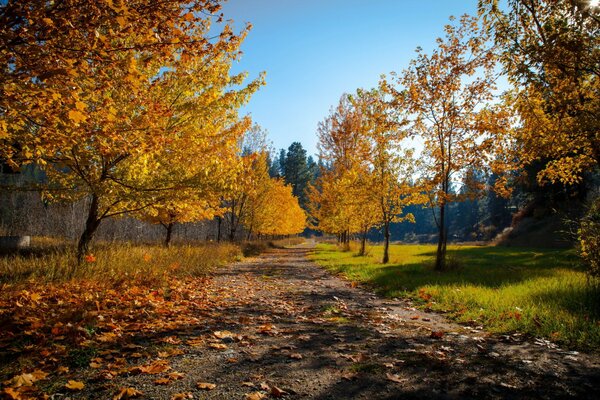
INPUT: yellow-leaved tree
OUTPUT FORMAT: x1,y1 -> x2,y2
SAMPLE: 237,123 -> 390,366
0,0 -> 263,260
393,15 -> 509,270
354,86 -> 424,263
311,94 -> 379,250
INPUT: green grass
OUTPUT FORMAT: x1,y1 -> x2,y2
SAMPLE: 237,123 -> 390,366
309,243 -> 600,349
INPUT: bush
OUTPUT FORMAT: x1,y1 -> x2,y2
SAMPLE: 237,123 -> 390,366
580,197 -> 600,278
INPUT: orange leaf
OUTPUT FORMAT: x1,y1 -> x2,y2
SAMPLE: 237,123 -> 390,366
154,378 -> 170,385
170,393 -> 192,400
113,387 -> 143,400
197,382 -> 216,390
167,372 -> 185,380
65,380 -> 85,391
246,392 -> 266,400
2,387 -> 22,400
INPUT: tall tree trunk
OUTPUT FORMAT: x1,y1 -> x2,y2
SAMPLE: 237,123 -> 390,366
435,202 -> 447,271
216,216 -> 222,242
382,220 -> 390,264
77,193 -> 102,263
164,222 -> 174,248
229,202 -> 237,242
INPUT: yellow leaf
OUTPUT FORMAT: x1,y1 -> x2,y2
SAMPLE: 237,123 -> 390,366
116,16 -> 127,27
4,373 -> 36,388
65,380 -> 85,391
67,110 -> 87,124
75,101 -> 86,112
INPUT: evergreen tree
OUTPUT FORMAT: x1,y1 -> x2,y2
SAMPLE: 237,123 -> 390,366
283,142 -> 312,209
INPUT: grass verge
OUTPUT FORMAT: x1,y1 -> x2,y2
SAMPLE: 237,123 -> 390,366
309,243 -> 600,350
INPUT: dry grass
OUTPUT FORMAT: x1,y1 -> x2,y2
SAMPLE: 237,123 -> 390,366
0,240 -> 241,286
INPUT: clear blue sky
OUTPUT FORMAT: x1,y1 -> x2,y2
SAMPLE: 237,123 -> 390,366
221,0 -> 480,157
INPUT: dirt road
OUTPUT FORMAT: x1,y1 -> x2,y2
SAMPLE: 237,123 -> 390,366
89,246 -> 600,399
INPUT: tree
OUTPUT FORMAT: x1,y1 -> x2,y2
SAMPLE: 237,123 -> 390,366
312,94 -> 376,248
0,0 -> 263,260
480,0 -> 600,185
283,142 -> 312,210
354,87 -> 422,263
394,15 -> 507,270
251,178 -> 306,237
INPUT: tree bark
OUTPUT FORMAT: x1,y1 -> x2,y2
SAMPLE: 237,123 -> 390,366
382,220 -> 390,264
435,202 -> 447,271
216,216 -> 222,242
359,229 -> 367,256
164,222 -> 174,248
77,193 -> 102,263
229,202 -> 237,242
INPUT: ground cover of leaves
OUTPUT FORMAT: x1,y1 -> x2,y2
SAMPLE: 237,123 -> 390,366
1,244 -> 599,399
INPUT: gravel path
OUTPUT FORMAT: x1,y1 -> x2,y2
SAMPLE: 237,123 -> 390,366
92,244 -> 600,399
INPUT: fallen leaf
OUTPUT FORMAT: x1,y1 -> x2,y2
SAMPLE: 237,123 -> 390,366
5,373 -> 36,388
113,387 -> 143,399
341,372 -> 358,381
259,382 -> 270,391
168,372 -> 185,380
430,331 -> 445,339
2,388 -> 22,400
289,353 -> 303,360
241,382 -> 255,387
197,382 -> 216,390
213,330 -> 234,339
65,380 -> 85,391
139,361 -> 170,374
154,378 -> 171,385
386,373 -> 407,384
270,385 -> 288,398
209,343 -> 228,350
171,393 -> 193,400
246,392 -> 266,400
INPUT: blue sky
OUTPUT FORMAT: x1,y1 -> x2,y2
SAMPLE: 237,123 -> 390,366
221,0 -> 480,157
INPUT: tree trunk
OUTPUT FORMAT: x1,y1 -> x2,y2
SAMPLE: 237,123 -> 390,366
164,222 -> 174,248
359,229 -> 367,256
77,193 -> 102,263
382,220 -> 390,264
435,202 -> 447,271
229,203 -> 236,242
216,216 -> 222,242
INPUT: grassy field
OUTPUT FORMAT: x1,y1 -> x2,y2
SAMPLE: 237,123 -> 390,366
0,239 -> 241,285
309,243 -> 600,349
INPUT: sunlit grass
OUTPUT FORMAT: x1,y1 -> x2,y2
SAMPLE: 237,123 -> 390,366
0,240 -> 241,286
310,243 -> 600,349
